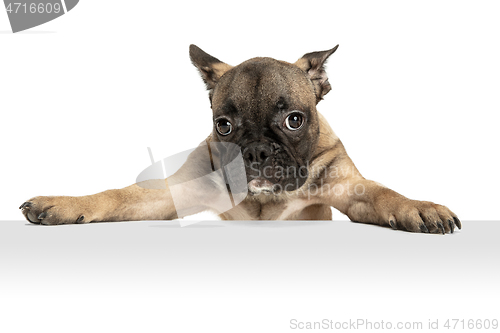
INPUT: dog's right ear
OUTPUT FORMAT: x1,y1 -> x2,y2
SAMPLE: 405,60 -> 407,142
189,45 -> 233,90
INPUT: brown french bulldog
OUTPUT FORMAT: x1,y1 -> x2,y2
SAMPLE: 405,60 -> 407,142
20,44 -> 461,234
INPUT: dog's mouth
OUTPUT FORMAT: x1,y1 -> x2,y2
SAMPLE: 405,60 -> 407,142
247,177 -> 276,194
244,159 -> 309,193
246,173 -> 307,195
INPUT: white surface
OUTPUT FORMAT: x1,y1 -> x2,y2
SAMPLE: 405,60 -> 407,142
0,220 -> 498,333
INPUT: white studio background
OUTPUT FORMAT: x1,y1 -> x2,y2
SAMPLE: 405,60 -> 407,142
2,1 -> 499,221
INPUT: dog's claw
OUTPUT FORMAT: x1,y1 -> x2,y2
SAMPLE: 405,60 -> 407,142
37,212 -> 47,220
437,222 -> 445,235
389,220 -> 397,230
453,217 -> 462,230
19,202 -> 31,210
448,219 -> 454,233
419,224 -> 429,233
76,216 -> 84,223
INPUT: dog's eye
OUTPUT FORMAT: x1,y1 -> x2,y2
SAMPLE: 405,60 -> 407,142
285,113 -> 304,130
216,119 -> 232,136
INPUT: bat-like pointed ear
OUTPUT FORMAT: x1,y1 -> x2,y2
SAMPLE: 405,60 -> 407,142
189,44 -> 233,90
294,45 -> 339,103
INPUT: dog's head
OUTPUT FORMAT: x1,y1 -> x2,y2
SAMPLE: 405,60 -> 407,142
190,44 -> 338,195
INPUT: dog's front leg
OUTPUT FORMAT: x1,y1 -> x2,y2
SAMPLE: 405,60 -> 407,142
331,178 -> 461,233
317,143 -> 461,234
19,181 -> 183,225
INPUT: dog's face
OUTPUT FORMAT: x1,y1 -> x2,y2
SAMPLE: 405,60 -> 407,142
190,45 -> 338,195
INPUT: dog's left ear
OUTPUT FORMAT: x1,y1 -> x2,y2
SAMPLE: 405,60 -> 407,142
295,45 -> 339,103
190,44 -> 233,90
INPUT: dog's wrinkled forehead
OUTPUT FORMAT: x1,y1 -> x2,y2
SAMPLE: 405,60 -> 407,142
189,44 -> 339,107
211,58 -> 316,117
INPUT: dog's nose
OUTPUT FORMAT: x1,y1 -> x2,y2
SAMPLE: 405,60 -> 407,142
243,144 -> 272,164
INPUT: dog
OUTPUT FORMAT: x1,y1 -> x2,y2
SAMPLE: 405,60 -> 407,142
20,44 -> 461,234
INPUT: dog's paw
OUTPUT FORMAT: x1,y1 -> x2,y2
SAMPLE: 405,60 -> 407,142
384,199 -> 461,234
20,196 -> 89,225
